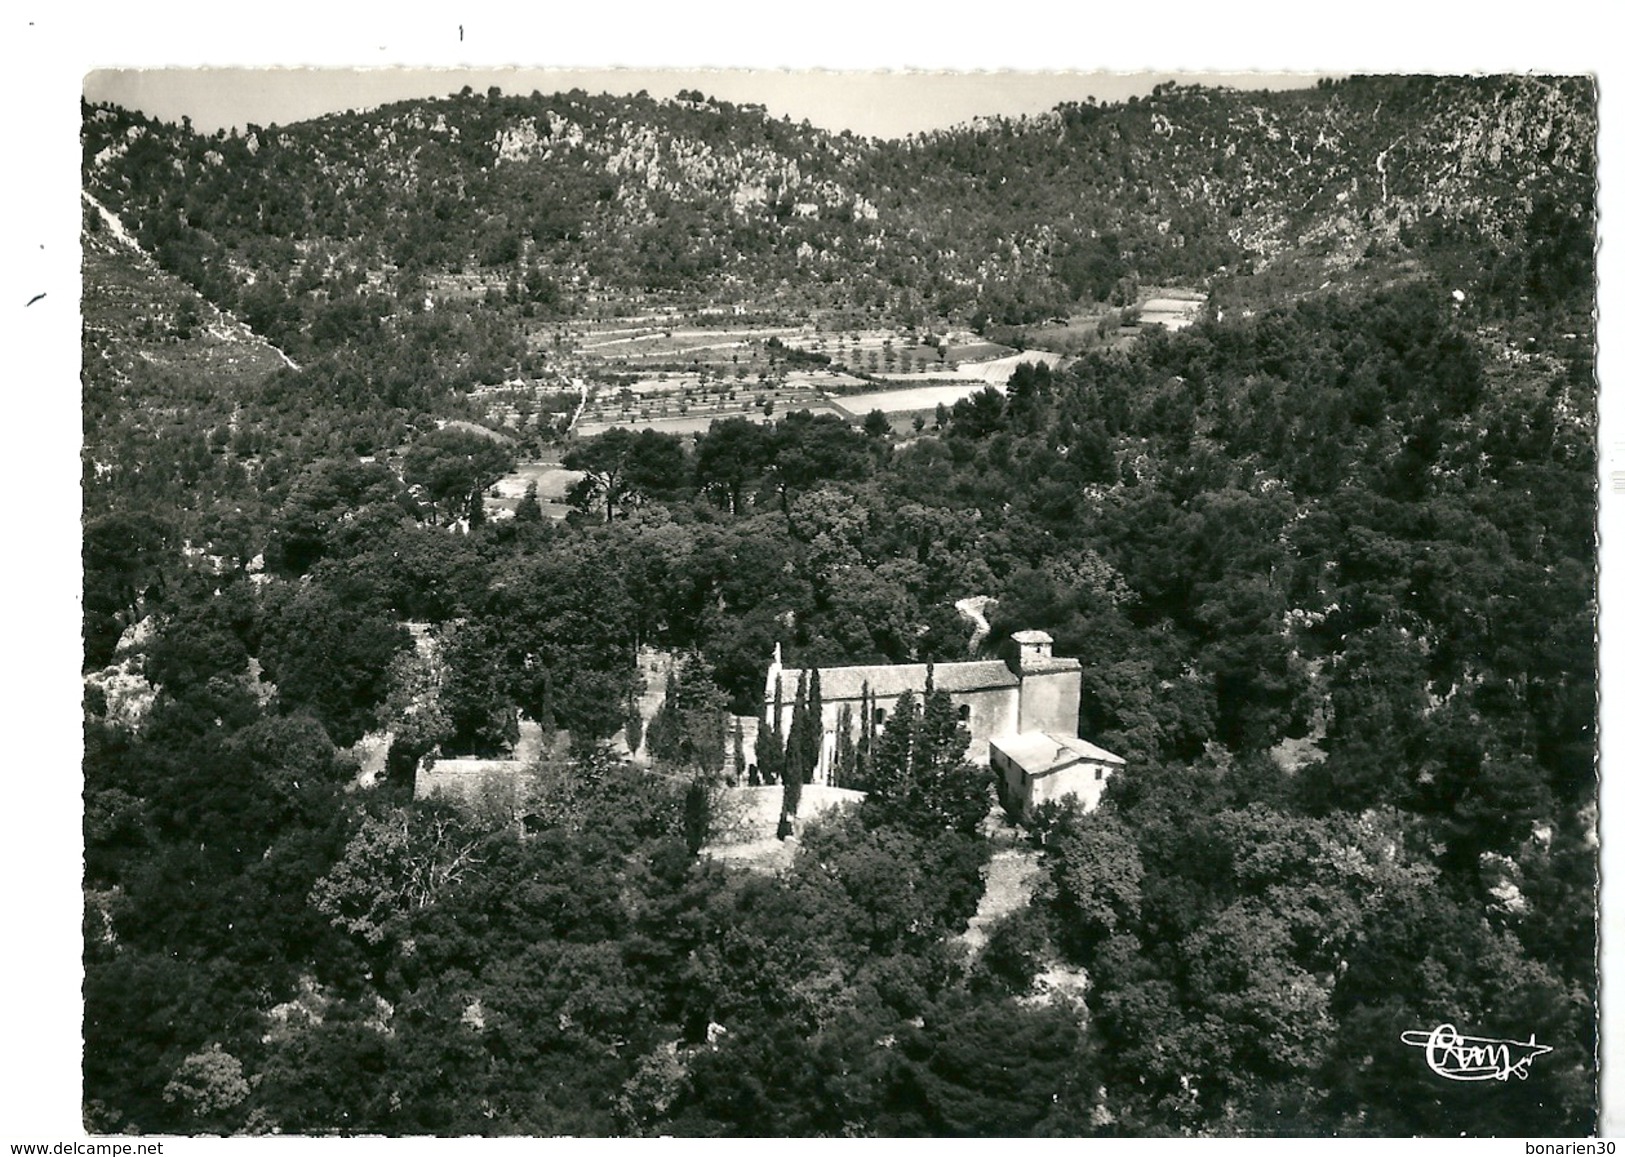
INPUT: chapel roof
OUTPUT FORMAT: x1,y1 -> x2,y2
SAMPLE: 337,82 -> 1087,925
771,659 -> 1019,703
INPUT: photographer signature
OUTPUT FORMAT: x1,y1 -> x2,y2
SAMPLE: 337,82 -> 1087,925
1401,1024 -> 1552,1081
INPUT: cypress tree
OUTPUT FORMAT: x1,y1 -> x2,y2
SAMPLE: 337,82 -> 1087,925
731,717 -> 746,785
781,671 -> 809,828
833,703 -> 855,788
867,688 -> 919,809
773,679 -> 799,838
624,705 -> 643,757
645,653 -> 728,771
804,667 -> 824,783
689,687 -> 727,775
758,675 -> 785,786
917,674 -> 967,777
861,681 -> 988,836
537,669 -> 557,753
682,776 -> 711,856
755,685 -> 770,779
915,664 -> 941,773
785,670 -> 811,786
780,758 -> 803,831
855,682 -> 874,791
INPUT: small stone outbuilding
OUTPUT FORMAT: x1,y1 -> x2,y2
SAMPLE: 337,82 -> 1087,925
989,731 -> 1126,819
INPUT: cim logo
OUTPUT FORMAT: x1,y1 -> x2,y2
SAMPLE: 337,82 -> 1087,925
1401,1024 -> 1552,1082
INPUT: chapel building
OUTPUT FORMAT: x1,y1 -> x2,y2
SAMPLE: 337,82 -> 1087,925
765,629 -> 1124,818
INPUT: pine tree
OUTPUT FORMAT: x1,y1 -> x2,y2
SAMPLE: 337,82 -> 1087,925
646,665 -> 683,763
515,480 -> 543,522
861,682 -> 989,836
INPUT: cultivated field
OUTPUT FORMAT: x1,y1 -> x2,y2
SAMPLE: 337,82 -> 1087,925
574,367 -> 862,437
1138,291 -> 1208,330
575,401 -> 846,439
486,460 -> 582,519
830,382 -> 984,417
826,350 -> 1070,415
470,379 -> 581,432
496,313 -> 1075,436
576,324 -> 810,360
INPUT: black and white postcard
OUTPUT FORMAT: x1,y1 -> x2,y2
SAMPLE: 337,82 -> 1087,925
7,4 -> 1616,1145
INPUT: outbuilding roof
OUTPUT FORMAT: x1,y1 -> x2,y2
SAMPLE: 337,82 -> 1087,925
991,731 -> 1125,777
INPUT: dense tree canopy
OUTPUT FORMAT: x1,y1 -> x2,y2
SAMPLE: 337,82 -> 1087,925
79,76 -> 1596,1137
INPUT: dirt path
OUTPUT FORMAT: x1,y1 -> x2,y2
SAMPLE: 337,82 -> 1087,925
704,784 -> 865,872
568,378 -> 588,432
82,190 -> 142,251
614,646 -> 671,761
958,807 -> 1043,955
954,595 -> 996,653
83,190 -> 303,371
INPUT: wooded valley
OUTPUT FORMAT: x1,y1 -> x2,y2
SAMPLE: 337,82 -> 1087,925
79,73 -> 1597,1136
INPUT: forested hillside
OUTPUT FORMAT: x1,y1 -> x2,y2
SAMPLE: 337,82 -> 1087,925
81,74 -> 1597,1136
83,75 -> 1593,334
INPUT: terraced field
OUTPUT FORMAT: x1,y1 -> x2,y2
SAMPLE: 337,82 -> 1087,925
576,400 -> 847,439
826,350 -> 1071,415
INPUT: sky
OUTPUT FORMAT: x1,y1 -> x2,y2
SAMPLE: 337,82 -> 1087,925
5,0 -> 1622,1143
81,66 -> 1328,140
